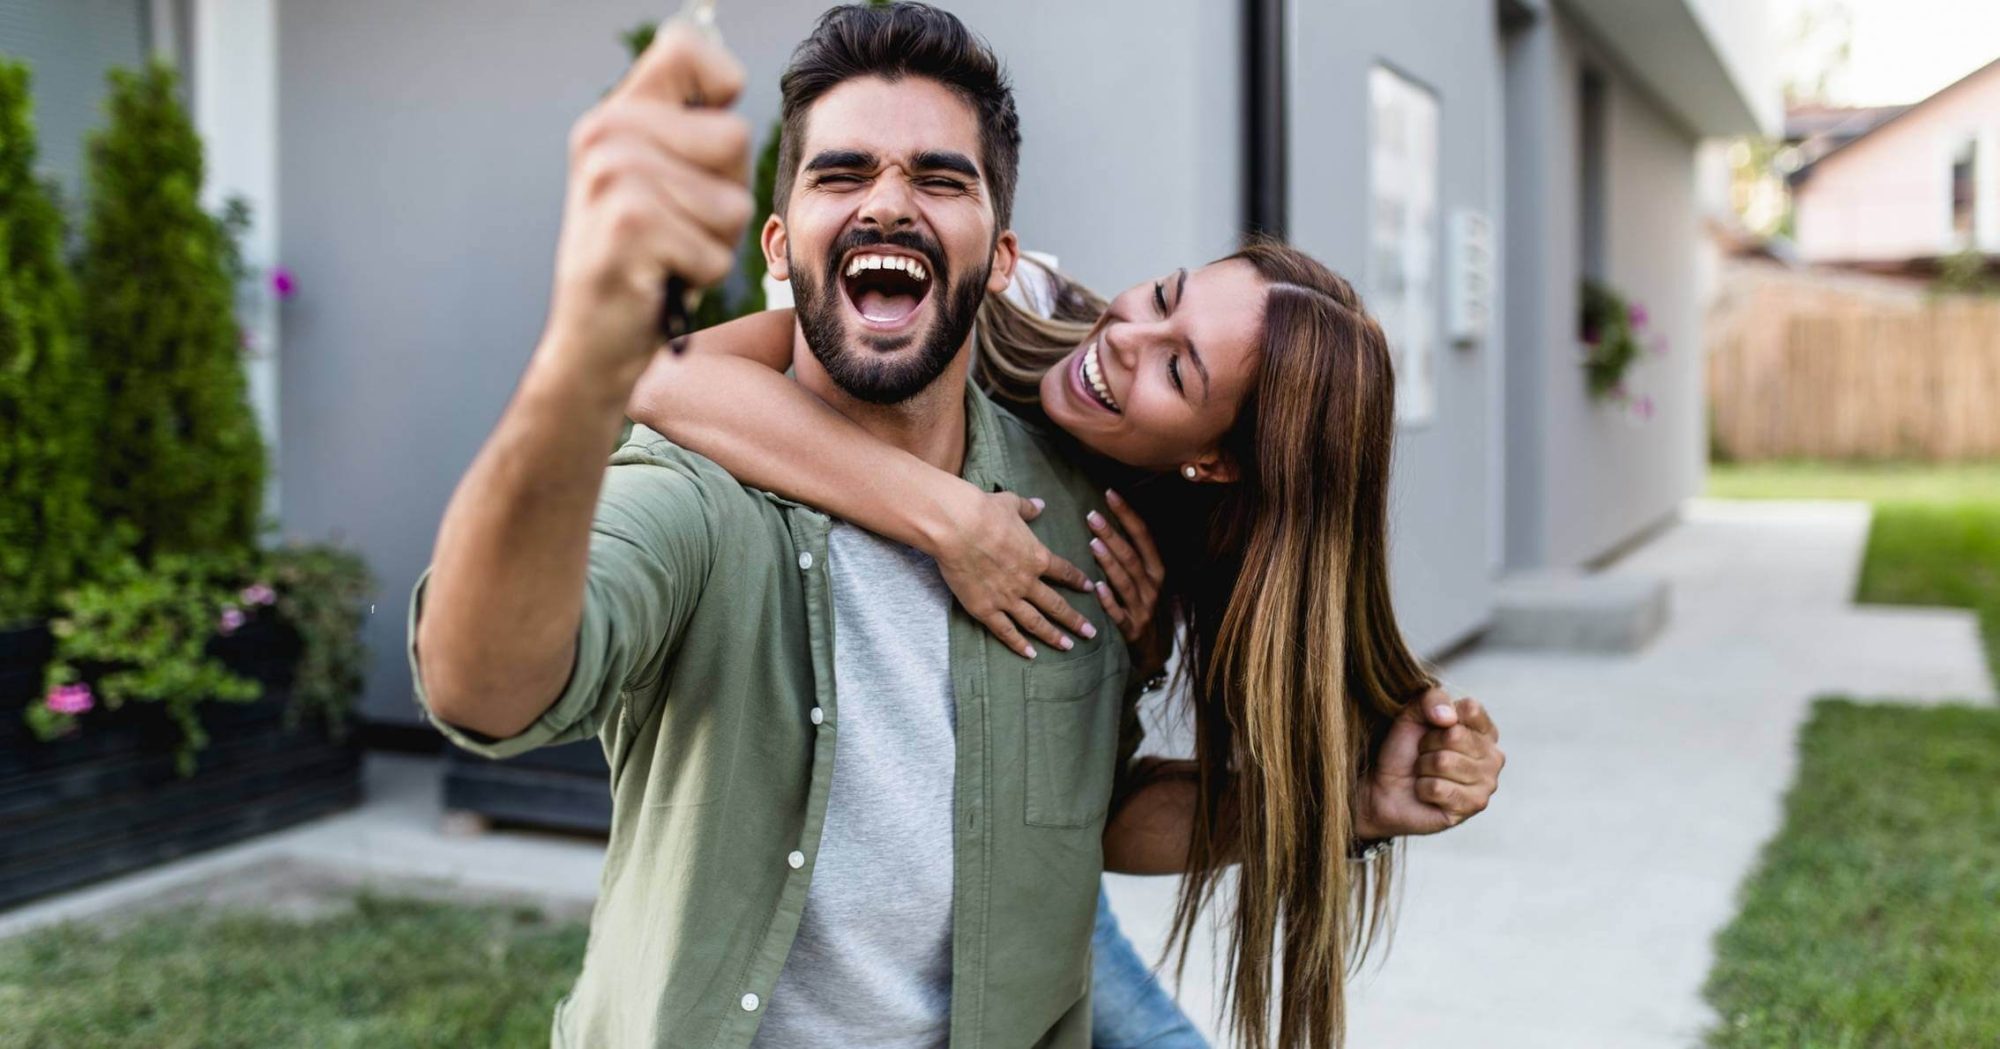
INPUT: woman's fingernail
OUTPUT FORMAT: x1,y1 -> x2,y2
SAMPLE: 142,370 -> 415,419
1086,511 -> 1105,529
1090,538 -> 1108,556
1058,636 -> 1075,651
1030,497 -> 1045,511
1433,704 -> 1453,722
1023,644 -> 1037,658
1105,489 -> 1123,504
1080,622 -> 1097,639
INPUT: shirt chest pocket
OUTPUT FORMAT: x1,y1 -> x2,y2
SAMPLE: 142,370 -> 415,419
1023,657 -> 1125,829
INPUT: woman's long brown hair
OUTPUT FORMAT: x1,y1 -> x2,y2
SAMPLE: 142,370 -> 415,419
973,240 -> 1437,1048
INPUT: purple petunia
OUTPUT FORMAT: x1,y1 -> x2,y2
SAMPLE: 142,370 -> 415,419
219,606 -> 246,635
241,583 -> 277,607
1628,303 -> 1649,329
45,683 -> 94,716
271,266 -> 297,301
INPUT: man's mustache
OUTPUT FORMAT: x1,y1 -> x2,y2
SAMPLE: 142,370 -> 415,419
823,227 -> 949,286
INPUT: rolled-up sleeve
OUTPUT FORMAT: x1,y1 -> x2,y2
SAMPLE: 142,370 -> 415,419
407,455 -> 714,760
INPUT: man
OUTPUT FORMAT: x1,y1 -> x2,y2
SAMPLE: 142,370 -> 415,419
411,5 -> 1500,1047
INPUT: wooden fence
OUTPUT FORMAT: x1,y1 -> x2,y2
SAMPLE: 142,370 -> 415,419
1707,266 -> 2000,461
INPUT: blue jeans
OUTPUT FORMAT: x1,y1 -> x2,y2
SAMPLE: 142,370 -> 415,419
1091,886 -> 1208,1048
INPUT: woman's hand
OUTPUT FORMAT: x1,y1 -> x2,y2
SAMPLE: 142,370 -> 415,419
934,488 -> 1098,659
1087,490 -> 1169,675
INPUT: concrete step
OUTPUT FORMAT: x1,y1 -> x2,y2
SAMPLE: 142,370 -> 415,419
1487,571 -> 1671,653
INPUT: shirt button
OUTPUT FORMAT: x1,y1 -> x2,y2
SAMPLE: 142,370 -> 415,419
741,992 -> 760,1012
797,551 -> 814,571
787,850 -> 805,869
809,707 -> 824,725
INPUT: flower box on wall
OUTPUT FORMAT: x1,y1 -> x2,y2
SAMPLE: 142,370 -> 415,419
0,619 -> 362,911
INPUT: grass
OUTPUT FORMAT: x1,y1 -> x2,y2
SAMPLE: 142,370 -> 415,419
0,893 -> 586,1048
1708,461 -> 2000,682
1704,699 -> 2000,1047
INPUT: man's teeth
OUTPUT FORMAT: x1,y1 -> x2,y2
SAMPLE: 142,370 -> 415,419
844,253 -> 928,281
1083,341 -> 1119,411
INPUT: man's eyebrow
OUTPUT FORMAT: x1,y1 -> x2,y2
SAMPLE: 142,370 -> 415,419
804,149 -> 877,172
1175,267 -> 1212,400
911,150 -> 979,180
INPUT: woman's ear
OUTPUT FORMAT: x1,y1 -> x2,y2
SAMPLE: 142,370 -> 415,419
761,215 -> 789,282
1185,454 -> 1240,484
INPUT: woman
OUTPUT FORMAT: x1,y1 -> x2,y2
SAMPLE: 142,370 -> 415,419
629,240 -> 1437,1048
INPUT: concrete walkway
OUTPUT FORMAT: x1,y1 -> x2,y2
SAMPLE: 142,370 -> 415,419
4,499 -> 1991,1047
1106,498 -> 1996,1047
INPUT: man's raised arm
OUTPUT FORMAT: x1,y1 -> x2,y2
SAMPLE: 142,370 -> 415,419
415,28 -> 752,739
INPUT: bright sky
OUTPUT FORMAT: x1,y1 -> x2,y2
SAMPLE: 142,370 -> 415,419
1782,0 -> 2000,106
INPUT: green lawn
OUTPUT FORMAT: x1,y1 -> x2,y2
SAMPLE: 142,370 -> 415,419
1704,699 -> 2000,1047
0,894 -> 586,1048
1708,461 -> 2000,681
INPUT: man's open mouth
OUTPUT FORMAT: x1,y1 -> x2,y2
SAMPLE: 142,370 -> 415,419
840,250 -> 935,333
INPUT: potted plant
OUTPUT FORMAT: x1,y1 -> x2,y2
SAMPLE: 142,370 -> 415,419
0,63 -> 371,908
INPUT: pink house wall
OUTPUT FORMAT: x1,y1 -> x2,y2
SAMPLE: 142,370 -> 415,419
1793,60 -> 2000,263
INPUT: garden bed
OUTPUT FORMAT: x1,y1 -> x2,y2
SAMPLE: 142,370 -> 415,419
0,620 -> 362,911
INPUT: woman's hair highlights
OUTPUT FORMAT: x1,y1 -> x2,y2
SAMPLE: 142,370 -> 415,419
971,241 -> 1436,1048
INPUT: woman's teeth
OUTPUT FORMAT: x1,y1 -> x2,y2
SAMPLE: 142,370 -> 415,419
1083,341 -> 1120,412
844,253 -> 928,281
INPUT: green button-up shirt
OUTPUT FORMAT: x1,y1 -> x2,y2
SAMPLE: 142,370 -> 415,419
408,384 -> 1140,1048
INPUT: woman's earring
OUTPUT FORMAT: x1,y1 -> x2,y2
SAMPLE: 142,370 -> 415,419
1182,465 -> 1199,481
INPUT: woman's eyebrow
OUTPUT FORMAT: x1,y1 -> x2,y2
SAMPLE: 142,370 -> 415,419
1174,268 -> 1212,400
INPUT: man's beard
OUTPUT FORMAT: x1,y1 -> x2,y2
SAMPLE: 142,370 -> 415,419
792,228 -> 988,406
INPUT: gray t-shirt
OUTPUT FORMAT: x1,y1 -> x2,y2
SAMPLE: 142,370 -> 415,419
751,522 -> 957,1047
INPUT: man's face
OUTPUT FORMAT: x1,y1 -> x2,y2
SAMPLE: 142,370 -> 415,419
765,75 -> 1017,405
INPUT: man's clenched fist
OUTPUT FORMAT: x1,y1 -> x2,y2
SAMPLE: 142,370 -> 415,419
543,25 -> 754,379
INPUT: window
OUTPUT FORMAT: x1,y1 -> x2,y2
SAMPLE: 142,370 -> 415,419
1951,139 -> 1977,245
1368,65 -> 1440,426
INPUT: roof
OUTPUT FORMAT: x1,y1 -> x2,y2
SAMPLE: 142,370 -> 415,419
1792,54 -> 2000,184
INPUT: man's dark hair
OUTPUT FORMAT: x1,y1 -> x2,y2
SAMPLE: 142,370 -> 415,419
775,2 -> 1021,230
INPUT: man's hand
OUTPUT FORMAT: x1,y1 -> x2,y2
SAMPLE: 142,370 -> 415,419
1353,687 -> 1505,841
542,24 -> 753,384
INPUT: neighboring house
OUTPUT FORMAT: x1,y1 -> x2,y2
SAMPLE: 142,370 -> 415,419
4,0 -> 1773,730
1792,56 -> 2000,268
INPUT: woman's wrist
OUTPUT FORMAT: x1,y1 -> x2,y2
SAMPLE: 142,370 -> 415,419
905,472 -> 989,559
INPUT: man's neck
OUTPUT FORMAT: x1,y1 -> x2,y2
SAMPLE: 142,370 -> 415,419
791,329 -> 971,477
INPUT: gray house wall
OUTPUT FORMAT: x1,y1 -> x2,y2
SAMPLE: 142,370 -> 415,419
1288,0 -> 1506,654
273,1 -> 1241,725
1501,8 -> 1704,571
0,0 -> 147,199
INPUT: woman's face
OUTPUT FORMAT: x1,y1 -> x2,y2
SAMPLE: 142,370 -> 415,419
1038,259 -> 1266,474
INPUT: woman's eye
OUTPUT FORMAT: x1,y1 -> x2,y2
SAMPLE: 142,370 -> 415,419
1168,356 -> 1184,394
1153,281 -> 1168,316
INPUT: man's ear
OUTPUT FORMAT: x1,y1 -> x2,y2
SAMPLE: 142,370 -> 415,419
761,215 -> 789,282
985,228 -> 1020,296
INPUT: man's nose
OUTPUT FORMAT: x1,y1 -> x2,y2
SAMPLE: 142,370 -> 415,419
856,174 -> 917,230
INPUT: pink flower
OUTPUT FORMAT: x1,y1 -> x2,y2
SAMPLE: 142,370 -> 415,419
241,583 -> 277,607
1634,395 -> 1656,421
219,606 -> 246,635
1628,303 -> 1649,329
45,683 -> 94,716
271,266 -> 297,301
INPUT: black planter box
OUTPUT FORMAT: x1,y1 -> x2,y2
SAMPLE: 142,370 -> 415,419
442,741 -> 612,835
0,619 -> 363,912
